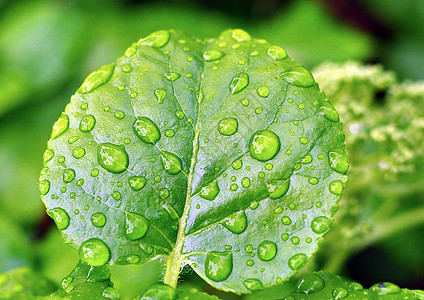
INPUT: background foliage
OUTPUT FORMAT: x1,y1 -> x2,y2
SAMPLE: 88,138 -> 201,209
0,0 -> 423,299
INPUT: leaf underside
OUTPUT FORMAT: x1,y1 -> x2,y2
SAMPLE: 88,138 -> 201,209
40,29 -> 347,293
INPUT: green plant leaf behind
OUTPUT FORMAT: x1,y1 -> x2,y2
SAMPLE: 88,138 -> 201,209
54,261 -> 119,299
285,270 -> 424,299
137,283 -> 221,300
39,29 -> 347,294
0,267 -> 57,299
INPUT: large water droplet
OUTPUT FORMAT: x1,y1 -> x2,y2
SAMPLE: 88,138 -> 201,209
311,216 -> 334,234
267,179 -> 290,199
231,29 -> 251,42
63,169 -> 75,183
329,149 -> 349,175
133,117 -> 161,144
128,176 -> 147,191
51,113 -> 69,139
205,252 -> 233,282
296,274 -> 325,294
267,46 -> 287,60
164,72 -> 180,81
257,86 -> 270,98
222,211 -> 247,234
161,151 -> 182,175
79,238 -> 111,266
217,117 -> 238,136
288,253 -> 308,270
200,181 -> 220,200
370,282 -> 401,295
47,208 -> 70,230
102,287 -> 120,299
91,212 -> 106,227
243,278 -> 264,291
154,88 -> 166,104
229,73 -> 249,95
249,130 -> 281,162
203,49 -> 225,62
125,213 -> 149,240
38,180 -> 50,195
139,283 -> 176,300
138,30 -> 170,48
79,114 -> 96,132
97,143 -> 129,174
279,66 -> 315,87
77,63 -> 115,94
43,149 -> 54,163
258,240 -> 277,261
319,102 -> 339,122
329,180 -> 344,195
332,287 -> 348,299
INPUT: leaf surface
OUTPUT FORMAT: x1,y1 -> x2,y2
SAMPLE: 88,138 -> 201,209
40,29 -> 346,293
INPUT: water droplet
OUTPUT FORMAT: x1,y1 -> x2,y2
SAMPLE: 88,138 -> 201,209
257,86 -> 270,98
242,177 -> 250,188
308,177 -> 318,185
77,63 -> 115,94
161,151 -> 182,175
129,176 -> 147,191
43,149 -> 54,163
175,111 -> 184,119
165,129 -> 175,137
154,88 -> 166,104
112,191 -> 121,200
138,30 -> 170,48
222,211 -> 247,234
232,29 -> 251,42
267,179 -> 290,199
114,110 -> 125,119
102,287 -> 120,299
63,169 -> 75,183
329,180 -> 344,195
311,216 -> 333,234
68,136 -> 79,144
51,113 -> 69,139
72,147 -> 85,159
250,130 -> 281,162
47,208 -> 70,230
159,188 -> 170,199
97,143 -> 129,174
232,159 -> 242,170
319,102 -> 339,122
38,180 -> 50,195
205,252 -> 233,282
288,253 -> 308,270
230,183 -> 238,191
296,274 -> 325,294
61,276 -> 73,289
200,181 -> 220,200
217,117 -> 238,136
246,260 -> 254,266
79,238 -> 111,266
258,240 -> 277,261
91,212 -> 106,227
329,149 -> 349,175
279,66 -> 315,87
281,216 -> 292,225
139,283 -> 176,300
244,278 -> 263,291
370,282 -> 401,295
229,73 -> 249,95
332,287 -> 348,299
121,64 -> 132,73
299,137 -> 308,144
164,72 -> 180,81
241,98 -> 249,106
133,117 -> 161,144
125,213 -> 149,240
203,49 -> 225,61
267,46 -> 287,60
79,114 -> 96,132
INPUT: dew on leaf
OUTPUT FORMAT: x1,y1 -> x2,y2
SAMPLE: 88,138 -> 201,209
77,63 -> 115,94
133,117 -> 161,144
296,274 -> 325,294
329,149 -> 349,175
175,111 -> 184,119
329,180 -> 344,195
164,72 -> 180,81
267,179 -> 290,199
256,86 -> 270,98
79,114 -> 96,132
91,212 -> 106,227
51,113 -> 69,139
43,149 -> 54,163
257,240 -> 277,261
112,191 -> 121,200
102,287 -> 120,299
38,180 -> 50,195
302,154 -> 312,164
138,30 -> 170,48
242,177 -> 250,188
125,212 -> 149,240
241,98 -> 249,106
121,64 -> 132,73
249,130 -> 281,162
288,253 -> 308,270
370,282 -> 401,295
47,208 -> 70,230
203,49 -> 225,62
319,102 -> 340,122
72,147 -> 85,159
91,168 -> 99,177
205,252 -> 233,282
244,278 -> 264,291
279,66 -> 316,87
68,136 -> 79,144
229,73 -> 249,95
332,287 -> 348,299
63,169 -> 76,183
97,143 -> 129,174
217,117 -> 238,136
308,177 -> 319,185
267,46 -> 287,60
231,29 -> 251,42
154,88 -> 166,104
165,129 -> 175,137
139,283 -> 176,300
114,110 -> 125,119
159,188 -> 170,199
281,216 -> 292,225
161,151 -> 182,175
311,216 -> 333,234
79,238 -> 111,266
200,181 -> 220,200
231,159 -> 242,170
128,176 -> 147,191
222,211 -> 247,234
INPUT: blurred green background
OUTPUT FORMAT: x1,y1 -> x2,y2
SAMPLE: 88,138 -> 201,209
1,0 -> 423,299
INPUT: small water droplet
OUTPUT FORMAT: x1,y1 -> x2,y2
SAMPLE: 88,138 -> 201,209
258,240 -> 277,261
161,151 -> 182,175
232,159 -> 242,170
79,114 -> 96,132
205,252 -> 233,282
102,287 -> 120,299
91,212 -> 106,227
370,282 -> 401,295
154,88 -> 166,104
231,29 -> 251,42
267,179 -> 290,199
308,177 -> 319,185
114,110 -> 125,119
164,72 -> 180,81
288,253 -> 308,270
229,73 -> 249,95
72,147 -> 85,159
332,287 -> 348,299
121,64 -> 132,73
138,30 -> 170,48
299,137 -> 308,144
311,216 -> 333,234
319,102 -> 339,122
51,113 -> 69,139
159,188 -> 170,199
77,63 -> 115,94
203,49 -> 225,61
47,208 -> 70,230
97,143 -> 129,174
63,169 -> 76,183
242,177 -> 250,188
79,238 -> 111,266
175,111 -> 184,119
250,130 -> 280,162
165,129 -> 175,137
200,181 -> 220,200
296,274 -> 325,294
244,278 -> 263,291
125,212 -> 149,240
43,149 -> 54,163
128,176 -> 147,191
329,149 -> 349,175
222,211 -> 247,234
38,180 -> 50,195
133,117 -> 161,144
68,136 -> 79,144
267,46 -> 287,60
279,66 -> 315,87
281,216 -> 292,225
257,86 -> 270,98
329,180 -> 344,195
241,98 -> 249,106
217,117 -> 238,136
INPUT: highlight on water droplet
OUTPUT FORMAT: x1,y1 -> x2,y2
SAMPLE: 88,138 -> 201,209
161,151 -> 182,175
217,117 -> 238,136
222,211 -> 247,234
288,253 -> 308,270
133,117 -> 161,144
319,102 -> 340,122
138,30 -> 170,48
229,73 -> 249,95
200,181 -> 220,200
97,143 -> 129,174
51,113 -> 69,140
296,274 -> 325,294
38,180 -> 50,195
154,88 -> 166,104
125,212 -> 149,240
79,238 -> 111,266
91,212 -> 106,227
329,180 -> 344,195
329,149 -> 349,175
249,130 -> 281,162
231,29 -> 251,42
205,252 -> 233,282
267,179 -> 290,199
128,176 -> 147,191
311,216 -> 334,234
63,169 -> 76,183
77,63 -> 116,94
47,208 -> 70,230
257,240 -> 277,261
203,49 -> 225,62
79,114 -> 96,133
279,66 -> 316,87
243,278 -> 264,291
256,86 -> 270,98
267,45 -> 287,60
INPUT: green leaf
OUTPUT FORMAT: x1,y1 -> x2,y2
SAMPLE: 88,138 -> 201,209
285,270 -> 424,299
0,267 -> 56,299
54,261 -> 119,299
39,29 -> 346,294
137,283 -> 222,300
